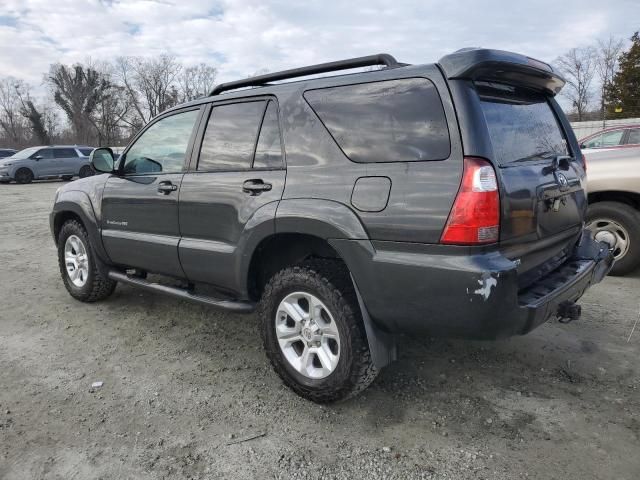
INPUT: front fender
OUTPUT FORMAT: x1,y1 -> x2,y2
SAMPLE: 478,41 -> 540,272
51,190 -> 110,265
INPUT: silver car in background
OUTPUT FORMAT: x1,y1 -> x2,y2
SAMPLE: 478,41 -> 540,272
0,145 -> 94,184
585,146 -> 640,275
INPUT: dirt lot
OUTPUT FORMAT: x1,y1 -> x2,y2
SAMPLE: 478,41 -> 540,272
0,181 -> 639,480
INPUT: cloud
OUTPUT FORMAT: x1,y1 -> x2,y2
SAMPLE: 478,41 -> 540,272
0,0 -> 636,90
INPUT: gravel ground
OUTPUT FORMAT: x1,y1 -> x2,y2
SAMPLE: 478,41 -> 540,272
1,181 -> 639,480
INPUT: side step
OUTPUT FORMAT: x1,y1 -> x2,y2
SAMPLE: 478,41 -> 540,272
108,271 -> 256,313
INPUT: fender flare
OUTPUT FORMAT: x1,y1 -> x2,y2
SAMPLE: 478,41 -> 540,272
242,198 -> 396,368
51,190 -> 111,267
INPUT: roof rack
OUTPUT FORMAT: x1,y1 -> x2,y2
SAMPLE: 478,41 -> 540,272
210,53 -> 402,96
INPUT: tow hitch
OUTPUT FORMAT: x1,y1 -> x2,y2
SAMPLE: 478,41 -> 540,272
557,300 -> 582,323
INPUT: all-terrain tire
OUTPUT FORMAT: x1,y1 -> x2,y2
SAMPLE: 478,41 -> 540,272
57,219 -> 117,302
259,259 -> 378,403
587,201 -> 640,276
15,168 -> 34,184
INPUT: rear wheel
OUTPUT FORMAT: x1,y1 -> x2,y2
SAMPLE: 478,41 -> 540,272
259,261 -> 378,403
57,219 -> 116,302
79,165 -> 93,178
586,201 -> 640,276
15,168 -> 34,184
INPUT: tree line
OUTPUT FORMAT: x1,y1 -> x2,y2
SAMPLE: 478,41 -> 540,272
0,55 -> 217,149
554,31 -> 640,122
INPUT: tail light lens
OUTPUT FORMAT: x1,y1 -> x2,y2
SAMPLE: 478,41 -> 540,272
440,157 -> 500,245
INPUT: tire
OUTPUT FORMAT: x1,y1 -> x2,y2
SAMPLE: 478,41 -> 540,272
61,175 -> 73,181
15,168 -> 34,184
259,260 -> 378,403
587,201 -> 640,276
79,165 -> 94,178
57,219 -> 117,302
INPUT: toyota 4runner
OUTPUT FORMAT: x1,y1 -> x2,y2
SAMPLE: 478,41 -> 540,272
50,49 -> 614,402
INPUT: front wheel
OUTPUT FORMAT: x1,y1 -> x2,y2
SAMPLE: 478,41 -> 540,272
259,261 -> 378,403
57,219 -> 116,302
586,201 -> 640,276
15,168 -> 33,184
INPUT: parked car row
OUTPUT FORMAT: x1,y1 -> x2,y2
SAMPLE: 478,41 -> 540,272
0,145 -> 95,184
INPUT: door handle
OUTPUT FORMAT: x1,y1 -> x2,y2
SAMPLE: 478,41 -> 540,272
242,179 -> 272,195
157,181 -> 178,194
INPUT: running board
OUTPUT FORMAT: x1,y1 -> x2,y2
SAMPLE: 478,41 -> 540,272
108,271 -> 255,313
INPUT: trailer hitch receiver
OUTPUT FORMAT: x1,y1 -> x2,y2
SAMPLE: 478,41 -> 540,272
557,300 -> 582,323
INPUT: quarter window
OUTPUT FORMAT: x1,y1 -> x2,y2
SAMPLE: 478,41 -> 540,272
123,109 -> 199,175
304,78 -> 451,163
253,101 -> 284,169
198,101 -> 265,171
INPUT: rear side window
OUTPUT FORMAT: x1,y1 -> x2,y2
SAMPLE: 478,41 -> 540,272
304,78 -> 450,163
54,148 -> 78,158
198,101 -> 265,171
78,148 -> 94,156
477,82 -> 568,165
253,101 -> 284,169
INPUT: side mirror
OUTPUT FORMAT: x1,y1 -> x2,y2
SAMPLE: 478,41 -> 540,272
579,143 -> 586,149
33,155 -> 43,161
91,147 -> 115,173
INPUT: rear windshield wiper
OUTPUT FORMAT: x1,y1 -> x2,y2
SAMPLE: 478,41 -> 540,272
510,151 -> 559,164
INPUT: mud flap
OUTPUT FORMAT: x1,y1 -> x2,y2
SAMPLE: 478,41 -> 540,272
351,275 -> 397,369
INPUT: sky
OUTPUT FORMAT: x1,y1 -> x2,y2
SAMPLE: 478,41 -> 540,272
0,0 -> 638,89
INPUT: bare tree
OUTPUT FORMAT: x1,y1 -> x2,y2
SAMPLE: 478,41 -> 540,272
595,36 -> 624,126
178,64 -> 217,102
116,55 -> 182,124
48,63 -> 112,144
554,47 -> 597,121
0,78 -> 30,147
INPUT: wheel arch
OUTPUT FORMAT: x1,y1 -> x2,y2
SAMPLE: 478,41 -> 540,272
588,190 -> 640,211
51,190 -> 111,265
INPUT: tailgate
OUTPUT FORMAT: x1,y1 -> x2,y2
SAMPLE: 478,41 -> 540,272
476,82 -> 587,288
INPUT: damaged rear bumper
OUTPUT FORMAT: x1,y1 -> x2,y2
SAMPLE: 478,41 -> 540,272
331,230 -> 614,339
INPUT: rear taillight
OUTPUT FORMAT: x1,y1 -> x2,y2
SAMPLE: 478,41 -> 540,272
440,157 -> 500,245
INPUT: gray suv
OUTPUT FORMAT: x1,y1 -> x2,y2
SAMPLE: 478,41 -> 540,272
50,50 -> 613,402
0,145 -> 94,184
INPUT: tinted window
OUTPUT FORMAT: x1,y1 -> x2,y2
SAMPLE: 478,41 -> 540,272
0,149 -> 15,158
478,83 -> 568,165
33,148 -> 54,159
123,109 -> 198,174
198,101 -> 265,171
79,148 -> 94,156
54,148 -> 78,158
254,101 -> 283,169
304,78 -> 450,163
627,128 -> 640,145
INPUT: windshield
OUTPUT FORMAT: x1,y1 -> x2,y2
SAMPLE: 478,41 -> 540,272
477,82 -> 569,165
9,146 -> 41,160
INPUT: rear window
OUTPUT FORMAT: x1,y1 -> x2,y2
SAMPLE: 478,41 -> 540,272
477,82 -> 568,165
304,78 -> 450,163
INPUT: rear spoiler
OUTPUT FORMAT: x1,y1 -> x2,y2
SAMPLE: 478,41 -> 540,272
438,48 -> 565,96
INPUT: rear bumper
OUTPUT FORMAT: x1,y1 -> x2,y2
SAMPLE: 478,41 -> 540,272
331,230 -> 614,338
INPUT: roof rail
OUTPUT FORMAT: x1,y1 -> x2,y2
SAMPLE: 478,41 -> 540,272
210,53 -> 402,96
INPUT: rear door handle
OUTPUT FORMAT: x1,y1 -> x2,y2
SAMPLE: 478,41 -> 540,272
242,179 -> 272,195
157,181 -> 178,194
